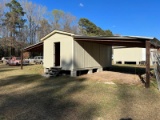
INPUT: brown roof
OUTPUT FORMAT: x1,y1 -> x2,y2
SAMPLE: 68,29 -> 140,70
23,42 -> 43,52
73,35 -> 160,48
23,30 -> 160,52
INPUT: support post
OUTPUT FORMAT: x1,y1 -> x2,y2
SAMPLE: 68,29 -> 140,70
88,69 -> 93,74
21,50 -> 23,70
97,67 -> 103,72
44,68 -> 49,74
145,40 -> 150,88
71,70 -> 77,77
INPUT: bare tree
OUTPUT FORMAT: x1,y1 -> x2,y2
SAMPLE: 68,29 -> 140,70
37,19 -> 51,40
52,9 -> 64,30
0,0 -> 8,37
20,0 -> 47,44
0,0 -> 4,18
62,12 -> 77,33
51,9 -> 78,33
71,24 -> 80,34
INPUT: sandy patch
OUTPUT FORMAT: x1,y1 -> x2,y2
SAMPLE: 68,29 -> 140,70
79,71 -> 142,85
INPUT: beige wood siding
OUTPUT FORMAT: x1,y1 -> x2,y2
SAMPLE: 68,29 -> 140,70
73,41 -> 112,69
113,48 -> 142,64
113,48 -> 155,65
100,44 -> 112,66
43,33 -> 73,70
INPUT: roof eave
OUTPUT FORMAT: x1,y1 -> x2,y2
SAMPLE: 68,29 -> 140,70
41,30 -> 75,41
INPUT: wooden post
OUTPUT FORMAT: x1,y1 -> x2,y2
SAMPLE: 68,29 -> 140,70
145,40 -> 150,88
21,50 -> 23,70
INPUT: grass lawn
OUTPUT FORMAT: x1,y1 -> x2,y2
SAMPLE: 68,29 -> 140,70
0,64 -> 160,120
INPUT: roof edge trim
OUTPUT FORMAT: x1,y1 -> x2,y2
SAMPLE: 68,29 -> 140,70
41,30 -> 75,41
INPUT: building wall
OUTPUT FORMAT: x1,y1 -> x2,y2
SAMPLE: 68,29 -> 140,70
73,41 -> 112,69
113,47 -> 156,65
43,33 -> 73,70
113,48 -> 142,64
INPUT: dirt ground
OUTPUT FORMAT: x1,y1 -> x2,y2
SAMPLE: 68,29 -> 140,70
79,71 -> 142,85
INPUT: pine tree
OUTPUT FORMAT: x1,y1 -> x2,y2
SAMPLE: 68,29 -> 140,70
3,0 -> 26,56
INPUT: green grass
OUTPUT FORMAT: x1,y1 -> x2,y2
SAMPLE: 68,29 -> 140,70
0,64 -> 160,120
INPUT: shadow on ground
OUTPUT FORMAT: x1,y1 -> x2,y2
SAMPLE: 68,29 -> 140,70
0,64 -> 159,120
0,68 -> 16,73
0,74 -> 99,120
0,65 -> 18,73
116,83 -> 159,120
108,65 -> 148,75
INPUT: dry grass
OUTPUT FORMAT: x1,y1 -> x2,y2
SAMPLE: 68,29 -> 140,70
79,71 -> 142,85
0,64 -> 160,120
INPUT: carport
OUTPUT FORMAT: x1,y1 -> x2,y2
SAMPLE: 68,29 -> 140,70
23,42 -> 43,52
21,42 -> 43,69
22,35 -> 160,88
74,35 -> 160,88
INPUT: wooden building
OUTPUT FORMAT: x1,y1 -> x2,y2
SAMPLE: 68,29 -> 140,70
23,30 -> 160,88
41,30 -> 112,77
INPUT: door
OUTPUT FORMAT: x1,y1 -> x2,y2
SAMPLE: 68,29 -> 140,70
54,42 -> 60,66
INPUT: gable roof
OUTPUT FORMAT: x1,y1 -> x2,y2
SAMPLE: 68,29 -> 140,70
23,30 -> 160,52
41,30 -> 75,41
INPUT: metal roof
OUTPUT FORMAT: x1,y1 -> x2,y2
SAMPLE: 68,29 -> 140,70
73,35 -> 160,48
23,30 -> 160,52
23,42 -> 43,52
74,35 -> 157,40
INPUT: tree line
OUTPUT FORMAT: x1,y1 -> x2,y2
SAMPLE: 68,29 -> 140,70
0,0 -> 113,58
